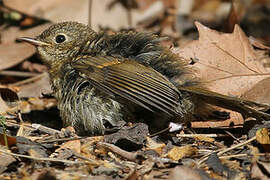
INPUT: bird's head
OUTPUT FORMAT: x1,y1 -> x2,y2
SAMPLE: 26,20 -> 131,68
18,22 -> 96,67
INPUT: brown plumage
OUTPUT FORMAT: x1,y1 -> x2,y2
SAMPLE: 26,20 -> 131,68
18,22 -> 269,135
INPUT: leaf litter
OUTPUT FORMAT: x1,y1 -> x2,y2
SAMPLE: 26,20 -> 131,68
0,1 -> 270,180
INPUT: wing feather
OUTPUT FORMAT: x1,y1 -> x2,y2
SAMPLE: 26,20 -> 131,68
72,56 -> 183,116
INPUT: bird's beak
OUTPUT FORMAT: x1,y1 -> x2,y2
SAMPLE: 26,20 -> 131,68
17,37 -> 50,46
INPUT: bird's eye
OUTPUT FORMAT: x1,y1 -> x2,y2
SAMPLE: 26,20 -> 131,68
55,34 -> 66,43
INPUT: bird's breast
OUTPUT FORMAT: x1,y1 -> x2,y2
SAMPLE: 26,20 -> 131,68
49,63 -> 125,135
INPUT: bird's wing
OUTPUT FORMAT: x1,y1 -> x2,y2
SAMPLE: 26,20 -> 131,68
71,56 -> 182,116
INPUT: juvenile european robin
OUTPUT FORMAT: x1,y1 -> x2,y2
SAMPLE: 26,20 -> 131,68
18,22 -> 269,135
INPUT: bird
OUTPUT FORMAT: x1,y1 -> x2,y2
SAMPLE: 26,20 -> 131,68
18,22 -> 269,135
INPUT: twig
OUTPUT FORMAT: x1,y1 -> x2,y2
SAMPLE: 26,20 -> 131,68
224,130 -> 241,142
37,137 -> 85,143
149,127 -> 170,137
217,136 -> 256,156
219,152 -> 270,160
10,72 -> 47,86
72,151 -> 100,166
32,123 -> 61,135
88,0 -> 93,27
0,149 -> 84,164
18,112 -> 24,123
97,142 -> 137,162
0,115 -> 8,148
197,136 -> 256,165
127,8 -> 132,27
177,134 -> 229,138
0,71 -> 39,77
201,72 -> 270,84
219,153 -> 249,159
73,151 -> 99,165
5,121 -> 35,131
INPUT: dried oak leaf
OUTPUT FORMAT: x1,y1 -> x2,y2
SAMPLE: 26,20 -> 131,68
242,77 -> 270,105
0,24 -> 51,71
175,22 -> 270,128
177,21 -> 270,96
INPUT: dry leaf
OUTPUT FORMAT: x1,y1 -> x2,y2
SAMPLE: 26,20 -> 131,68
175,22 -> 270,128
0,43 -> 35,71
242,77 -> 270,105
17,98 -> 56,113
4,0 -> 89,24
0,96 -> 9,113
0,88 -> 19,113
57,140 -> 81,154
146,136 -> 166,155
167,145 -> 197,161
169,166 -> 203,180
251,161 -> 270,180
28,148 -> 45,158
194,135 -> 215,143
21,61 -> 48,73
16,73 -> 52,98
249,36 -> 270,50
1,24 -> 51,44
0,134 -> 17,146
191,111 -> 244,128
4,0 -> 130,31
256,128 -> 270,152
0,153 -> 16,173
256,128 -> 270,144
0,24 -> 51,71
176,21 -> 270,96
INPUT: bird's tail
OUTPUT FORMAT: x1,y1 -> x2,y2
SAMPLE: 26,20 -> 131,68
178,86 -> 270,121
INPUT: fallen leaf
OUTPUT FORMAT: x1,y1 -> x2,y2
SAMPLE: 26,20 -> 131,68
4,0 -> 89,24
167,145 -> 197,161
16,73 -> 52,98
175,22 -> 270,128
3,0 -> 129,31
1,24 -> 51,44
105,123 -> 148,151
30,169 -> 56,180
146,136 -> 166,155
242,77 -> 270,105
191,111 -> 244,128
176,21 -> 270,96
0,24 -> 51,71
256,128 -> 270,152
249,36 -> 270,50
0,134 -> 17,146
59,140 -> 81,154
193,135 -> 215,143
21,61 -> 48,73
0,97 -> 10,114
0,43 -> 35,71
169,166 -> 204,180
125,169 -> 139,180
0,153 -> 17,174
251,161 -> 270,180
0,88 -> 19,113
256,128 -> 270,144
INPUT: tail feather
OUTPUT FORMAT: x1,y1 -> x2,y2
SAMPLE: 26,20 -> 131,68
179,86 -> 270,121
